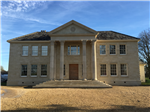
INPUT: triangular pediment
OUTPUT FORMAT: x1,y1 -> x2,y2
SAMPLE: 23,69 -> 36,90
49,20 -> 97,35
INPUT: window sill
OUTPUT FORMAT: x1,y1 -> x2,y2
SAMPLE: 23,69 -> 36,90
111,75 -> 118,77
120,54 -> 126,55
110,54 -> 116,55
100,75 -> 107,77
121,75 -> 128,77
41,55 -> 48,56
31,76 -> 37,77
100,54 -> 106,55
21,76 -> 27,77
32,55 -> 38,56
22,55 -> 28,56
41,75 -> 47,77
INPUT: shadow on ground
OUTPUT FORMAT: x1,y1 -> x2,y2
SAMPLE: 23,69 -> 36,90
2,104 -> 150,112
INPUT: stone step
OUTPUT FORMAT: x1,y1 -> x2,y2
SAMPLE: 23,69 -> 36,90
33,80 -> 112,88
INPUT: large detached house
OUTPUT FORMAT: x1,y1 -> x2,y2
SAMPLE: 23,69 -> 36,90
7,20 -> 143,87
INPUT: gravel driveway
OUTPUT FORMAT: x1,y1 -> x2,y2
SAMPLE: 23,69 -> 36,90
1,86 -> 150,112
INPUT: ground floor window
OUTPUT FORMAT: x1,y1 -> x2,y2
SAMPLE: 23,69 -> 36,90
121,64 -> 127,75
100,64 -> 106,75
110,64 -> 117,75
31,65 -> 37,76
41,65 -> 47,76
21,65 -> 27,76
64,64 -> 65,76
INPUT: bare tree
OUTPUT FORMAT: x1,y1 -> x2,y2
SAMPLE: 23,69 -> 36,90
0,66 -> 5,72
138,29 -> 150,78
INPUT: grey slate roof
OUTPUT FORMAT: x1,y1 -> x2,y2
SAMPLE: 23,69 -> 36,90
8,30 -> 139,41
97,31 -> 139,40
8,31 -> 51,41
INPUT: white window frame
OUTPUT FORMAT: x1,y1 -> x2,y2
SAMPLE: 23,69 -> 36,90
41,64 -> 47,77
110,64 -> 117,76
110,45 -> 116,55
42,46 -> 48,56
100,45 -> 106,55
31,65 -> 37,77
100,64 -> 107,76
120,64 -> 128,77
21,65 -> 27,77
22,46 -> 28,56
68,45 -> 80,55
120,45 -> 126,55
32,46 -> 38,56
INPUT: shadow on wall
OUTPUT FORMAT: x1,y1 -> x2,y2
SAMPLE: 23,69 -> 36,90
2,104 -> 150,112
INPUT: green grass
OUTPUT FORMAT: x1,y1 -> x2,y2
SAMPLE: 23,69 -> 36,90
141,77 -> 150,86
1,82 -> 7,86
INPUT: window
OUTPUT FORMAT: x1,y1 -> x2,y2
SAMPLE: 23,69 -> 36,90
100,64 -> 107,75
82,64 -> 83,76
22,46 -> 28,56
64,64 -> 65,76
100,45 -> 106,55
110,45 -> 116,54
68,45 -> 80,55
41,65 -> 47,76
21,65 -> 27,76
31,65 -> 37,76
42,46 -> 48,56
110,64 -> 117,75
32,46 -> 38,56
120,45 -> 126,54
121,64 -> 127,75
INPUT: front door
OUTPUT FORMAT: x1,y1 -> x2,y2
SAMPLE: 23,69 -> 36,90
69,64 -> 78,80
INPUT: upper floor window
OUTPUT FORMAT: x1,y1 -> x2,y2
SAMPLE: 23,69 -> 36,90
22,46 -> 28,56
31,65 -> 37,76
110,45 -> 116,54
120,45 -> 126,54
21,65 -> 27,77
110,64 -> 117,75
41,65 -> 47,76
32,46 -> 38,56
42,46 -> 48,56
68,45 -> 80,55
100,64 -> 107,75
100,45 -> 106,55
121,64 -> 127,75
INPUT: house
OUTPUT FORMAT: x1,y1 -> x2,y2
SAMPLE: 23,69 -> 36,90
7,20 -> 142,87
139,61 -> 146,82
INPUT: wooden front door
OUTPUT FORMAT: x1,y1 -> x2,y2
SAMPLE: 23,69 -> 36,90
69,64 -> 78,80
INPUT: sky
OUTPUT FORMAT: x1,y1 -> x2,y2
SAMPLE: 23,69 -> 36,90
1,0 -> 149,71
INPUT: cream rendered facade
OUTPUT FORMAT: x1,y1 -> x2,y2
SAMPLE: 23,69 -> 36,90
7,20 -> 141,86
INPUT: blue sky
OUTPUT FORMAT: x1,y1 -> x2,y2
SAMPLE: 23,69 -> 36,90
1,1 -> 149,71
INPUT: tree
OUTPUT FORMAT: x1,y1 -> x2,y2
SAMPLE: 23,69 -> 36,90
0,66 -> 5,72
138,29 -> 150,78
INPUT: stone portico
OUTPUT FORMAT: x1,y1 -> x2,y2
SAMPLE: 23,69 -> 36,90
7,20 -> 142,87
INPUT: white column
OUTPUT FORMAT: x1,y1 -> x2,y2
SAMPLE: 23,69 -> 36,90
82,40 -> 87,80
60,41 -> 65,80
91,40 -> 97,80
50,40 -> 55,80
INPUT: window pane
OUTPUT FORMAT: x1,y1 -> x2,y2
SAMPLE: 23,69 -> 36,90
71,46 -> 76,55
41,65 -> 47,76
42,46 -> 48,50
110,64 -> 117,75
68,46 -> 70,55
32,46 -> 38,50
100,64 -> 106,75
100,45 -> 106,54
22,46 -> 28,56
31,65 -> 37,76
120,45 -> 126,54
110,45 -> 116,54
121,64 -> 127,75
78,46 -> 80,55
21,65 -> 27,76
42,46 -> 48,56
32,46 -> 38,56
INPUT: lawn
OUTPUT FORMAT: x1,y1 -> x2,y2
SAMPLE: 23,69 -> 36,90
141,77 -> 150,86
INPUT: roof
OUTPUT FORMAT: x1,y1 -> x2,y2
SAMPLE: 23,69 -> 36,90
139,61 -> 146,65
96,31 -> 139,40
7,31 -> 51,42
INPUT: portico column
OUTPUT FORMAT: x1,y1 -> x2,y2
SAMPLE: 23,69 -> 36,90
91,40 -> 97,80
60,41 -> 65,80
82,40 -> 87,80
50,40 -> 55,80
